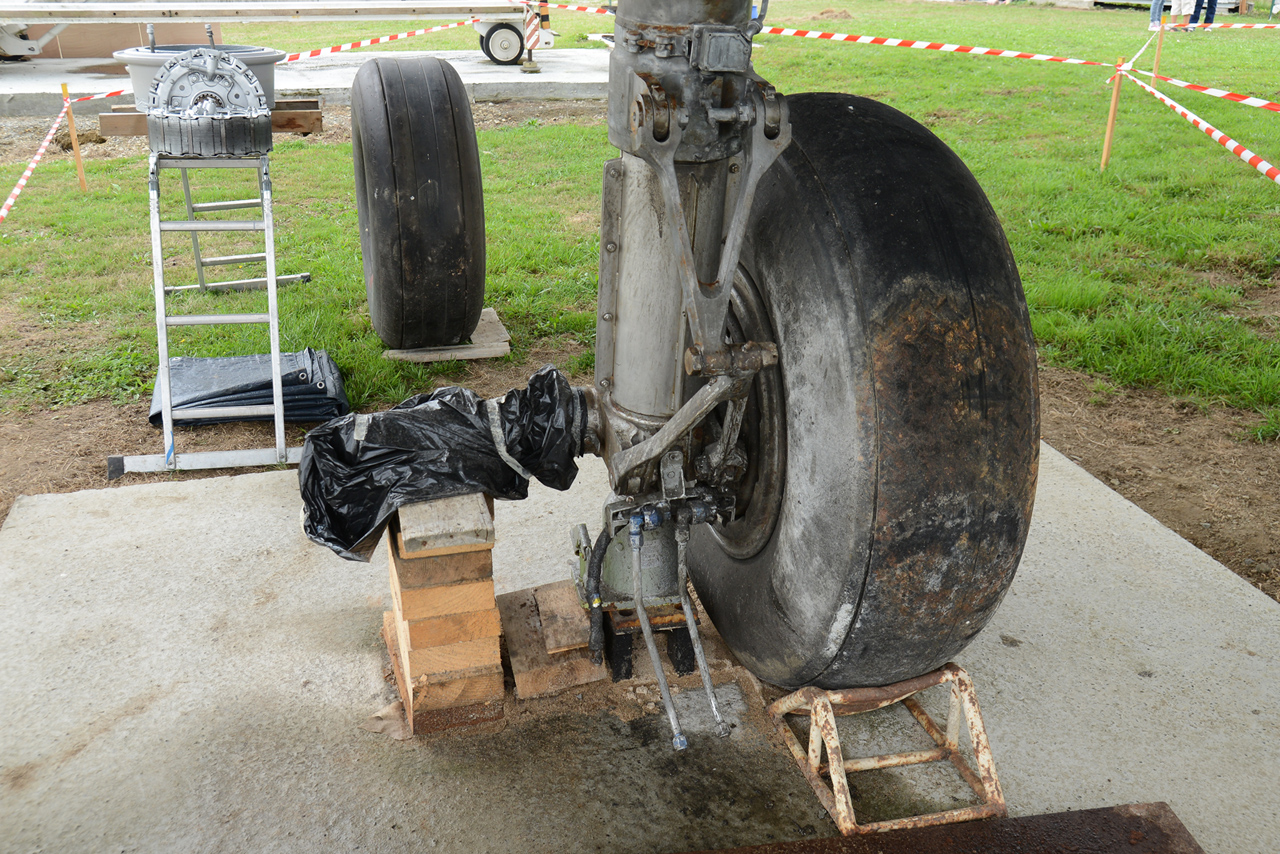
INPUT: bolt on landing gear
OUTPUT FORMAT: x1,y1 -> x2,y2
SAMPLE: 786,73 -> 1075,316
573,0 -> 1039,750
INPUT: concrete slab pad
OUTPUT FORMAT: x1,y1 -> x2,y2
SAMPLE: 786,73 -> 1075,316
278,48 -> 610,106
0,48 -> 610,116
1,445 -> 1277,853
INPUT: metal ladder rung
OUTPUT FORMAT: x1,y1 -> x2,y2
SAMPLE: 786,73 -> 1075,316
166,312 -> 270,326
160,220 -> 264,233
164,273 -> 309,294
191,199 -> 261,213
197,252 -> 268,266
172,404 -> 278,421
157,157 -> 261,169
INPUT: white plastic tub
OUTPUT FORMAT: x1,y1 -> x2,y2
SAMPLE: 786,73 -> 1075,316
113,44 -> 287,111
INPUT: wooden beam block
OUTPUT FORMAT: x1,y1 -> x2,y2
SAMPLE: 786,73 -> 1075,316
395,612 -> 500,682
535,580 -> 590,655
401,634 -> 502,682
383,307 -> 512,364
98,109 -> 323,137
390,536 -> 492,590
408,699 -> 505,736
270,111 -> 323,134
411,671 -> 505,712
381,612 -> 503,735
497,586 -> 607,699
270,98 -> 322,111
403,607 -> 502,650
383,609 -> 412,713
393,578 -> 496,622
395,492 -> 494,559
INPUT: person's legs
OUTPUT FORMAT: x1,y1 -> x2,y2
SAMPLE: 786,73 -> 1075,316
1190,0 -> 1203,24
1149,0 -> 1164,25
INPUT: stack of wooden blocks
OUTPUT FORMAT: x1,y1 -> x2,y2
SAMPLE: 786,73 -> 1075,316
381,492 -> 505,735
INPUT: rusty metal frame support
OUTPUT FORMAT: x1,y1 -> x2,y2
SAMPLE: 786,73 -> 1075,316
766,662 -> 1006,835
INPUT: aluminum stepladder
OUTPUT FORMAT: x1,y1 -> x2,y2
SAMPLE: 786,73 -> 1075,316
108,152 -> 306,479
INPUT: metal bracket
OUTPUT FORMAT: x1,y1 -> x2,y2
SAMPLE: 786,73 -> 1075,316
607,374 -> 746,485
626,72 -> 790,359
687,24 -> 752,73
0,22 -> 66,56
767,663 -> 1007,835
660,448 -> 688,500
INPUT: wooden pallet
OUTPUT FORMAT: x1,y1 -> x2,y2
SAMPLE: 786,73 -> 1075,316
496,580 -> 606,700
98,99 -> 323,137
382,307 -> 512,364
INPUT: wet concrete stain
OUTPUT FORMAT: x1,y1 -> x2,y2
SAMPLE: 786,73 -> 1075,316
364,705 -> 838,853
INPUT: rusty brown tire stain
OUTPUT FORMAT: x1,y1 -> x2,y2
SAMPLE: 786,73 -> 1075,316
687,93 -> 1039,689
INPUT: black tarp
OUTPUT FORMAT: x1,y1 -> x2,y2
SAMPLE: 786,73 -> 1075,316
299,365 -> 585,561
149,348 -> 350,426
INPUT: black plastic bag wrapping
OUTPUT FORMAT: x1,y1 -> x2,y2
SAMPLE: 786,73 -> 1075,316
149,348 -> 350,425
299,365 -> 586,561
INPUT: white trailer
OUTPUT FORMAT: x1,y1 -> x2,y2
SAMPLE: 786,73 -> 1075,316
0,1 -> 548,58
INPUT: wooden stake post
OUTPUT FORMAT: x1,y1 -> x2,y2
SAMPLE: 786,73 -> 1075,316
1153,17 -> 1166,79
1100,57 -> 1125,172
60,84 -> 87,192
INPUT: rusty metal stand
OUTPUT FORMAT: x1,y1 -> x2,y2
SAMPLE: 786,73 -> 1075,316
767,662 -> 1006,835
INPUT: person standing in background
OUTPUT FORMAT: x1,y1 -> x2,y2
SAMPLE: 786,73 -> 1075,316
1169,0 -> 1196,29
1189,0 -> 1218,29
1148,0 -> 1166,29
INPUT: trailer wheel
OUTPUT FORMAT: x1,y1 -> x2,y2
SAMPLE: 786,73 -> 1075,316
687,93 -> 1040,689
350,57 -> 485,349
483,24 -> 524,65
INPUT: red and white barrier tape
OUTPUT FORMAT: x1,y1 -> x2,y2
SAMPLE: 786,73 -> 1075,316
68,88 -> 130,104
758,26 -> 1107,66
1,103 -> 67,225
542,3 -> 613,13
1132,68 -> 1280,113
1174,22 -> 1280,28
284,18 -> 479,62
59,19 -> 480,102
1128,32 -> 1157,66
1122,71 -> 1280,185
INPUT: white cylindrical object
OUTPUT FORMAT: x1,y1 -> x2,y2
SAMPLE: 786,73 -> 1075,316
114,44 -> 287,110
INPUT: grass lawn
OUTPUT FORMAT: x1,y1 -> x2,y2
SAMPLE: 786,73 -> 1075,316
2,0 -> 1278,438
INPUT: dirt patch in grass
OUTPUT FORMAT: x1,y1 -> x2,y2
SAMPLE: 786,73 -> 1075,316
1039,364 -> 1280,602
1229,284 -> 1280,339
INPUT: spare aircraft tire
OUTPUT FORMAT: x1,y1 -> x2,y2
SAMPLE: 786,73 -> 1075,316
350,56 -> 485,350
687,93 -> 1040,689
